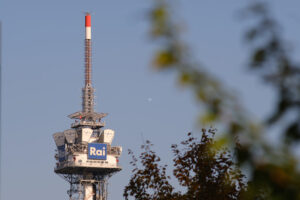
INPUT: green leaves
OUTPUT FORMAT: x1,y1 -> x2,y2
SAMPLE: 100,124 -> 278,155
150,5 -> 169,38
153,49 -> 177,69
200,112 -> 217,125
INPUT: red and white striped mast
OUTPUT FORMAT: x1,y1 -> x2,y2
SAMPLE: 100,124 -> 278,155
82,13 -> 94,114
85,13 -> 92,86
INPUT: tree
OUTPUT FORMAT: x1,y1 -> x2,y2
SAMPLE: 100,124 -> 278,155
125,1 -> 300,199
124,129 -> 245,200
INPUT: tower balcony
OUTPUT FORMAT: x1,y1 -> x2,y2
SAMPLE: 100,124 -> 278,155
55,160 -> 121,175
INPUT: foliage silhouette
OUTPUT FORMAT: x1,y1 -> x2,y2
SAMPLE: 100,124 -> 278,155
124,129 -> 245,200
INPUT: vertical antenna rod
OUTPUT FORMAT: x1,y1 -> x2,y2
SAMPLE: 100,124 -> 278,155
85,13 -> 92,86
82,13 -> 94,114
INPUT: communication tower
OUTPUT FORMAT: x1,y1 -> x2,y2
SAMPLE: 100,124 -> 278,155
53,13 -> 122,200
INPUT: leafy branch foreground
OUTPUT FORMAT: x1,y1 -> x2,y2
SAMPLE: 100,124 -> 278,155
125,1 -> 300,200
124,129 -> 245,200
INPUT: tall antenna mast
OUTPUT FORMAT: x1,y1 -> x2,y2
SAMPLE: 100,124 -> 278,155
83,13 -> 94,113
85,13 -> 92,86
68,13 -> 107,127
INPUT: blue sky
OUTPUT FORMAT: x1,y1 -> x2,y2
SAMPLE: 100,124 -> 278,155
1,1 -> 300,199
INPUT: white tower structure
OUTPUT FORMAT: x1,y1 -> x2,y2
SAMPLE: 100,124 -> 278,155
53,13 -> 122,200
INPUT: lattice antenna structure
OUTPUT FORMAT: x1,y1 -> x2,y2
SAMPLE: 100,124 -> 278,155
53,13 -> 122,200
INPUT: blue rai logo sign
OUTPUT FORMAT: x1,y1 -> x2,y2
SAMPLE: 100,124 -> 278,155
88,143 -> 107,160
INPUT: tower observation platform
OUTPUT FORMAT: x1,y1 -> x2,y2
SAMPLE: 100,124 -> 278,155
53,13 -> 122,200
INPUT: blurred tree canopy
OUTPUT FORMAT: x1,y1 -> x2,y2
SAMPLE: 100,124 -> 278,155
124,1 -> 300,199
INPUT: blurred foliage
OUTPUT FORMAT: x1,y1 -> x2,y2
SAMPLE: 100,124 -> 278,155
124,0 -> 300,199
243,3 -> 300,141
124,129 -> 245,200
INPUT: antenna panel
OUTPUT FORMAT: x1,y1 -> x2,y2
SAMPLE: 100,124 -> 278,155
53,132 -> 65,147
99,129 -> 115,144
89,130 -> 99,143
64,129 -> 76,143
81,128 -> 93,143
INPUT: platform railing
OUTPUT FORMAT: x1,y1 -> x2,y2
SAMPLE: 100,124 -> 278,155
71,121 -> 105,128
55,159 -> 121,170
